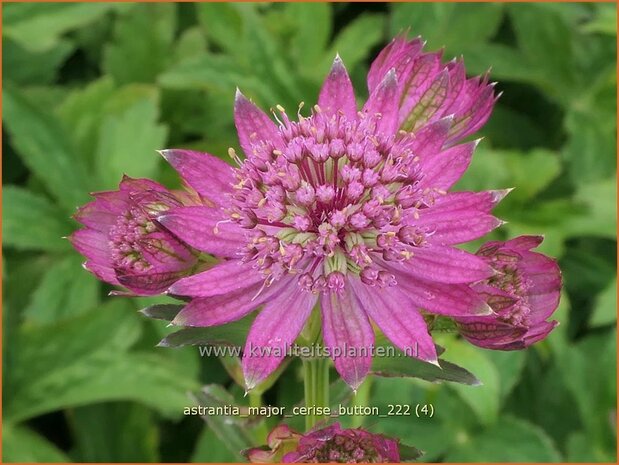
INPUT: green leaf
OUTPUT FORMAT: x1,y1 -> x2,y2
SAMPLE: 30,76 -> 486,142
2,186 -> 73,252
57,77 -> 117,164
399,443 -> 424,462
563,71 -> 617,184
191,385 -> 255,460
506,4 -> 578,103
69,403 -> 160,462
140,303 -> 183,321
564,178 -> 617,239
195,3 -> 245,55
590,279 -> 617,327
2,424 -> 70,462
23,254 -> 99,324
555,329 -> 617,452
191,427 -> 240,463
445,416 -> 562,461
581,4 -> 617,36
94,87 -> 168,189
103,4 -> 176,84
390,3 -> 504,54
5,300 -> 198,422
318,14 -> 385,82
3,2 -> 118,52
371,343 -> 481,386
285,3 -> 332,68
158,54 -> 274,104
438,336 -> 500,425
158,314 -> 254,348
3,87 -> 93,210
4,38 -> 74,85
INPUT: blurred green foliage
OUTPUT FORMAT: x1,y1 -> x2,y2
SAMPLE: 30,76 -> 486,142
2,2 -> 617,463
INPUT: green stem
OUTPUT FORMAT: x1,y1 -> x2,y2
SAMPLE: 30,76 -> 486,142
249,392 -> 269,443
350,377 -> 372,428
303,357 -> 330,431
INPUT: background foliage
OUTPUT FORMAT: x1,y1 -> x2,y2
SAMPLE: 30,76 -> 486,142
2,2 -> 617,462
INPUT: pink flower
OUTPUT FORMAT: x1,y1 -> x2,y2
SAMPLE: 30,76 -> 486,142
455,236 -> 562,350
70,176 -> 200,295
244,423 -> 402,463
159,35 -> 502,390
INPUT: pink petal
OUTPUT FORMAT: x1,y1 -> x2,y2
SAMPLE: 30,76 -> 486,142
117,270 -> 186,296
160,149 -> 235,206
362,70 -> 399,135
397,52 -> 442,125
399,68 -> 450,132
69,229 -> 117,284
320,283 -> 374,390
431,189 -> 511,214
350,278 -> 437,363
156,206 -> 246,258
390,271 -> 492,317
234,90 -> 284,156
242,286 -> 318,389
503,235 -> 545,251
318,55 -> 357,120
390,245 -> 494,283
74,199 -> 121,233
410,200 -> 503,245
119,175 -> 168,193
399,115 -> 452,160
367,36 -> 423,94
172,278 -> 291,327
448,79 -> 496,144
168,259 -> 263,297
418,140 -> 478,191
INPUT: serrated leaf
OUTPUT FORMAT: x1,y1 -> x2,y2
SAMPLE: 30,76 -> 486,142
3,87 -> 93,211
57,77 -> 117,164
103,3 -> 176,84
159,314 -> 254,348
2,186 -> 73,252
23,254 -> 99,324
318,14 -> 385,81
390,3 -> 504,54
95,89 -> 168,189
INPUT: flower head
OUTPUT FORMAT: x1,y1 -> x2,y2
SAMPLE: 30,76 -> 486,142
455,236 -> 562,350
245,423 -> 401,463
156,35 -> 504,389
70,176 -> 199,295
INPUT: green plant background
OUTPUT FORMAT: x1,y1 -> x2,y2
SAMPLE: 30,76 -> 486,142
2,2 -> 617,463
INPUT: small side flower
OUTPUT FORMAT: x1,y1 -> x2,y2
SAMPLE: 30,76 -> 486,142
455,235 -> 562,350
69,176 -> 201,295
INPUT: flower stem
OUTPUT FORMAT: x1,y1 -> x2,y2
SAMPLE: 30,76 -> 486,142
350,377 -> 372,428
249,392 -> 269,443
303,357 -> 330,431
